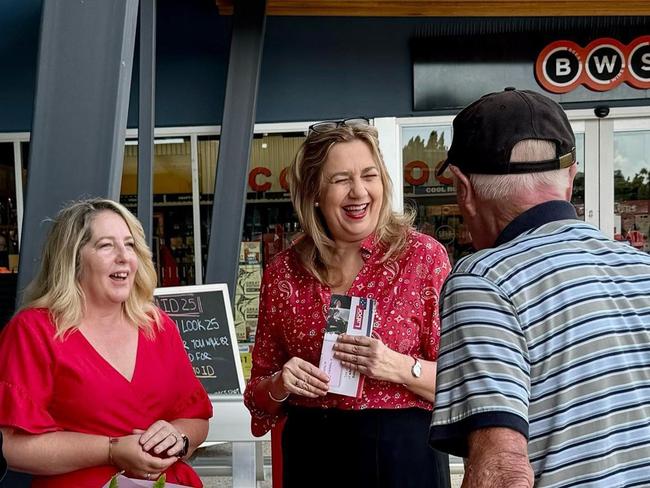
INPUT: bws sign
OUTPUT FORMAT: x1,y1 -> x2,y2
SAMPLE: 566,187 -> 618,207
536,36 -> 650,93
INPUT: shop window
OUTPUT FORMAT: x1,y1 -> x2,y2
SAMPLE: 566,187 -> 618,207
0,143 -> 20,271
613,130 -> 650,252
401,124 -> 471,265
121,137 -> 197,286
197,135 -> 220,277
0,142 -> 20,326
198,131 -> 305,380
401,125 -> 587,264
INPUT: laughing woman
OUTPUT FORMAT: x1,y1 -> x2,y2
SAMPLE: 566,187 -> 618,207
244,120 -> 452,488
0,199 -> 212,487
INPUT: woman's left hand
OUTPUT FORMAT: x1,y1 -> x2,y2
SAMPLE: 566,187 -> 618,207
135,420 -> 184,458
333,333 -> 402,383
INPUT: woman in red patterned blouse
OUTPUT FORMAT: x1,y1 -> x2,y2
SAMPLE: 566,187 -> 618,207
244,119 -> 452,488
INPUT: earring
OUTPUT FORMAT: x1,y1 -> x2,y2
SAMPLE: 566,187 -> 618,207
314,202 -> 320,207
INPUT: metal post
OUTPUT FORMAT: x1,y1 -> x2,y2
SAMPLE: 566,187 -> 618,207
138,0 -> 156,247
204,0 -> 267,301
17,0 -> 138,299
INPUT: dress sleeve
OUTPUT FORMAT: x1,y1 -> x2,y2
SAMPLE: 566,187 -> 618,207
429,274 -> 530,457
243,264 -> 289,437
162,313 -> 213,420
419,239 -> 451,361
0,310 -> 61,434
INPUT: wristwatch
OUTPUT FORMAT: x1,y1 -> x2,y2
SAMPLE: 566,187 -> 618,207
178,434 -> 190,458
411,357 -> 422,378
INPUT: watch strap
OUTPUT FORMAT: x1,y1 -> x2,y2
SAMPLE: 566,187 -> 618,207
178,433 -> 190,458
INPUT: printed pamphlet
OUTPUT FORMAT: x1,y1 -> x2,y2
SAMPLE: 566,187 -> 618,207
319,294 -> 375,397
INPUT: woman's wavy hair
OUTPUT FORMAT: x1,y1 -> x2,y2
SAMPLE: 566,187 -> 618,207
22,198 -> 161,339
288,122 -> 414,285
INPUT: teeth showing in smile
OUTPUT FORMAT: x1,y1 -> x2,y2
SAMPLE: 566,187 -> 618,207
110,272 -> 128,280
343,203 -> 369,214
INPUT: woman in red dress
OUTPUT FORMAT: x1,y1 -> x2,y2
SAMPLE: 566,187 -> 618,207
244,119 -> 452,487
0,199 -> 212,487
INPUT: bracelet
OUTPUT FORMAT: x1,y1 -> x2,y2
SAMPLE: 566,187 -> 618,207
268,371 -> 290,402
268,389 -> 290,402
108,437 -> 119,466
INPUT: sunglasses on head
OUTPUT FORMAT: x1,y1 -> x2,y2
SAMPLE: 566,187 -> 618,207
308,117 -> 370,134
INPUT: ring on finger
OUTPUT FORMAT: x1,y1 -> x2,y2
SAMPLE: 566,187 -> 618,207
146,473 -> 151,480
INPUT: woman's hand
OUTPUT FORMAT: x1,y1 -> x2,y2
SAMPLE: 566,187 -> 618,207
110,433 -> 177,480
274,357 -> 330,399
333,333 -> 405,383
135,420 -> 185,458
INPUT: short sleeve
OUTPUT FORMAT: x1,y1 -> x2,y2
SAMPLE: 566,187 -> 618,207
243,263 -> 289,437
0,309 -> 61,434
160,313 -> 213,420
429,274 -> 530,457
417,238 -> 451,361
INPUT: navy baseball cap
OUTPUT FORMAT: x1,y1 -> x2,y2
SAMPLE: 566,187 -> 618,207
436,88 -> 576,176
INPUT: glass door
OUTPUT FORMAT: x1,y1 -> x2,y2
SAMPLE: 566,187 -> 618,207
610,116 -> 650,252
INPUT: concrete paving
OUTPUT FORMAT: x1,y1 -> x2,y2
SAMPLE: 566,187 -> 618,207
196,441 -> 464,488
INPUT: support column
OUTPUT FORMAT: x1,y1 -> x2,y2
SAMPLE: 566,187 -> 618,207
138,0 -> 156,247
17,0 -> 138,297
204,0 -> 267,300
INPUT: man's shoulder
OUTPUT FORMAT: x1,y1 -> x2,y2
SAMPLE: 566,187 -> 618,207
455,220 -> 592,268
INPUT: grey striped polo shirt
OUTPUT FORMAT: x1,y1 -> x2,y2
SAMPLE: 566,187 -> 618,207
430,201 -> 650,487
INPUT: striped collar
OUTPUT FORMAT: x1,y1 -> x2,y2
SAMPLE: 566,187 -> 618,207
495,200 -> 578,247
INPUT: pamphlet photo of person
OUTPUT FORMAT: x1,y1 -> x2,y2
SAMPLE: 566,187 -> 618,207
326,296 -> 351,334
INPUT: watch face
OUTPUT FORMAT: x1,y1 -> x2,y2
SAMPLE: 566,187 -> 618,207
412,359 -> 422,378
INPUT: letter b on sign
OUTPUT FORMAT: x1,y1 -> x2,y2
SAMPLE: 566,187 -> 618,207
535,41 -> 583,93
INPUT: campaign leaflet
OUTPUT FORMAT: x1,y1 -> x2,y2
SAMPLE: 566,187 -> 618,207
319,294 -> 376,397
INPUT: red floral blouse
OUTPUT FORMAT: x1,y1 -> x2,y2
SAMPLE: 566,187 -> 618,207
244,231 -> 451,436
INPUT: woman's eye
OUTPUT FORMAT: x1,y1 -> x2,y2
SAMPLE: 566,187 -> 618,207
99,242 -> 112,249
364,173 -> 378,179
125,242 -> 135,248
333,178 -> 348,184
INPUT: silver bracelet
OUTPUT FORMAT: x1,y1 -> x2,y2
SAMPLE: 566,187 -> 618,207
268,371 -> 290,402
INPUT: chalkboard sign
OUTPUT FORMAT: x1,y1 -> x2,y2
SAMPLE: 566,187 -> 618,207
154,284 -> 245,396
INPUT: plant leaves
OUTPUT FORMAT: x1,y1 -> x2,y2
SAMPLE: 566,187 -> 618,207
108,474 -> 119,488
152,473 -> 166,487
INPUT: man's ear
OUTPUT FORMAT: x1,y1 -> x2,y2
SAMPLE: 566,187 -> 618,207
450,166 -> 477,217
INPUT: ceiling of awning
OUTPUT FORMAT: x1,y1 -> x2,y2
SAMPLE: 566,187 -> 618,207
214,0 -> 650,16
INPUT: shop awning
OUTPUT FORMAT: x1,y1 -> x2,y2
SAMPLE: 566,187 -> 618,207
215,0 -> 650,16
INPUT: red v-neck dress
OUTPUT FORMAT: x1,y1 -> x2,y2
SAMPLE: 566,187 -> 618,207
0,308 -> 213,487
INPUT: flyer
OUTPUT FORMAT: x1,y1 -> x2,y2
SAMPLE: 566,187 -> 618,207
319,294 -> 376,397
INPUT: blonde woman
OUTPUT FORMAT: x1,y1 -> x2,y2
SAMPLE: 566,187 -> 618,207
244,120 -> 452,488
0,199 -> 212,487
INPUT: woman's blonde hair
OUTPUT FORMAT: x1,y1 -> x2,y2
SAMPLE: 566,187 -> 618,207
289,123 -> 414,285
22,198 -> 161,339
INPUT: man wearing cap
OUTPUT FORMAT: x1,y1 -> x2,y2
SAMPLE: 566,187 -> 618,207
429,88 -> 650,487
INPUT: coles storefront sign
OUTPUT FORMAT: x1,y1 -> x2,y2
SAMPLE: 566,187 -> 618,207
248,166 -> 289,193
536,36 -> 650,93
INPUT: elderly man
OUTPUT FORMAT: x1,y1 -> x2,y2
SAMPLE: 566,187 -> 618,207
429,88 -> 650,487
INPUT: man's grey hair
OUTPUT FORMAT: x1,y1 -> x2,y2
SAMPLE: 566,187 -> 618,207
469,140 -> 573,201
